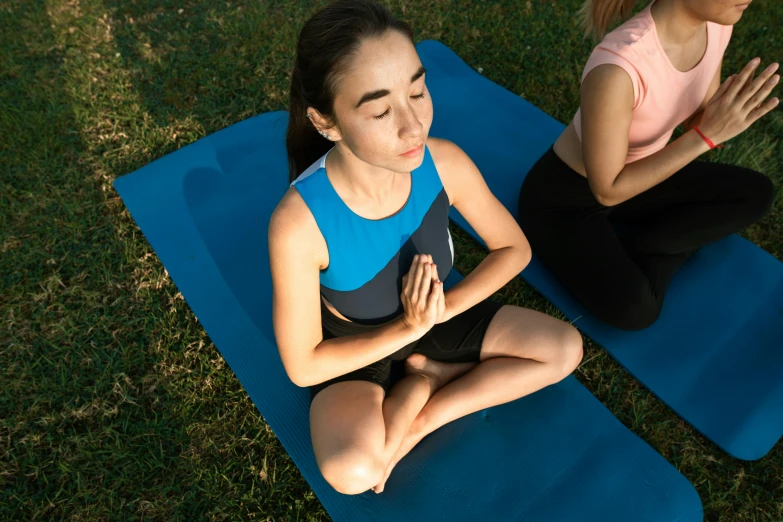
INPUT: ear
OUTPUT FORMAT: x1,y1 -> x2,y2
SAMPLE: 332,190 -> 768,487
305,107 -> 342,142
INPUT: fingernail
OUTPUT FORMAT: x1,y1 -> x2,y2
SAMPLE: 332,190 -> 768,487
753,57 -> 761,63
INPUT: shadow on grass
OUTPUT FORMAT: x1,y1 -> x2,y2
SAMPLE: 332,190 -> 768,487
1,1 -> 324,520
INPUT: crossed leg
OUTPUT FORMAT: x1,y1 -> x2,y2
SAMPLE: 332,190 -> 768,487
310,305 -> 583,495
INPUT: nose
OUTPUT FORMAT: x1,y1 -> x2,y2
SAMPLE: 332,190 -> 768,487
397,102 -> 424,141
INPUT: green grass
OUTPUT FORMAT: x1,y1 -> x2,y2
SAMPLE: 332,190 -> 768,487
1,0 -> 781,520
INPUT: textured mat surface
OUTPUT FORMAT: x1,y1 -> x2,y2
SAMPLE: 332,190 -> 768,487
114,84 -> 702,522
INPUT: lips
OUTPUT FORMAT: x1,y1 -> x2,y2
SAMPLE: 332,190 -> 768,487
401,145 -> 423,157
736,1 -> 751,9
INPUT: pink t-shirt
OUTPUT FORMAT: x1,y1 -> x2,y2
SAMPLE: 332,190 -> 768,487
572,2 -> 733,164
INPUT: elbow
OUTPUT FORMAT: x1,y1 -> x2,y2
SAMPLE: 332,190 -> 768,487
591,184 -> 622,207
288,372 -> 313,388
283,359 -> 320,388
594,192 -> 618,207
509,234 -> 532,271
517,243 -> 532,271
585,168 -> 622,207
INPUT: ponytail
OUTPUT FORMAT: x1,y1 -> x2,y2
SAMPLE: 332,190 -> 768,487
579,0 -> 637,39
286,67 -> 332,181
286,0 -> 414,181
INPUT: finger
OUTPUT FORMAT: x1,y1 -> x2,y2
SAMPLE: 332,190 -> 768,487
710,74 -> 735,102
403,256 -> 417,295
417,263 -> 433,305
437,282 -> 446,315
727,58 -> 761,99
430,263 -> 439,282
744,73 -> 780,112
426,280 -> 441,311
748,97 -> 780,125
740,63 -> 780,106
410,257 -> 426,303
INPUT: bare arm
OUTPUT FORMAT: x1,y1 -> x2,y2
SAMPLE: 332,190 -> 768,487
580,64 -> 710,207
269,190 -> 430,387
428,138 -> 531,320
582,59 -> 779,207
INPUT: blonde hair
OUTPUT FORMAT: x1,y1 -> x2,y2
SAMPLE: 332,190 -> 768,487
579,0 -> 637,39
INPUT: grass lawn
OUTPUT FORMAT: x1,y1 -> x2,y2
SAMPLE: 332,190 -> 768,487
2,0 -> 781,520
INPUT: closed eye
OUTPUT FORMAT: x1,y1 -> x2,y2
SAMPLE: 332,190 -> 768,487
374,90 -> 426,120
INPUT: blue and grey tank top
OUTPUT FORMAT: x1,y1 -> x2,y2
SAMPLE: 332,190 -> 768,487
292,146 -> 454,325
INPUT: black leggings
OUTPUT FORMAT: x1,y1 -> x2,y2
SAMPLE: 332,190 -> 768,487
518,148 -> 774,331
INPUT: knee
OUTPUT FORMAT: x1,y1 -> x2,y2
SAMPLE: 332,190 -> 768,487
597,286 -> 662,331
319,450 -> 385,495
554,324 -> 584,378
739,171 -> 775,221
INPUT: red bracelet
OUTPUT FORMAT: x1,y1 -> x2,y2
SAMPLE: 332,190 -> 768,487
694,126 -> 723,149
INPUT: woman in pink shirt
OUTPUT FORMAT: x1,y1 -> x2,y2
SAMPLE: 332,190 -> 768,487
518,0 -> 778,330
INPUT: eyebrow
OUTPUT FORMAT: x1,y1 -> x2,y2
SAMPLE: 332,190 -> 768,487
354,66 -> 427,109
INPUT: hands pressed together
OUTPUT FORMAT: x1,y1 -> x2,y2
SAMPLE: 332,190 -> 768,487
400,254 -> 447,334
700,58 -> 779,145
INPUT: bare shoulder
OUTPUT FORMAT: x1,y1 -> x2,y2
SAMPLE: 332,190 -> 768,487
582,64 -> 635,105
268,188 -> 326,266
426,136 -> 486,206
426,136 -> 471,173
426,137 -> 478,191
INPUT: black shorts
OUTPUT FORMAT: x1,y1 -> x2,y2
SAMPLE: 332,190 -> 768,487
310,300 -> 503,400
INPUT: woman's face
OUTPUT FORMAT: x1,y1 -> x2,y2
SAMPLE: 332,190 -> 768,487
327,30 -> 433,174
684,0 -> 753,25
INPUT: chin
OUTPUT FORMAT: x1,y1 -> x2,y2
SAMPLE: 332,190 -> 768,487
394,153 -> 425,173
714,12 -> 744,25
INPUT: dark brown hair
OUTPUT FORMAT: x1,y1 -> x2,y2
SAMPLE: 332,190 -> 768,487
286,0 -> 414,181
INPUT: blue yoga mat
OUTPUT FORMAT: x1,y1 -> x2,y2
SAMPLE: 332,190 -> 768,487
114,107 -> 703,519
418,39 -> 783,461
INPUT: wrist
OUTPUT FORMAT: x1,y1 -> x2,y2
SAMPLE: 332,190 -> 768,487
400,315 -> 429,340
440,301 -> 456,323
687,128 -> 715,155
692,126 -> 723,150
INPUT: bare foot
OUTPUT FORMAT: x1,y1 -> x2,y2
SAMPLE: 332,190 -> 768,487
373,423 -> 426,494
373,355 -> 475,493
404,353 -> 476,396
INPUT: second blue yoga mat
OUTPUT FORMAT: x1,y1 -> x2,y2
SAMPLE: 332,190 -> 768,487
419,39 -> 783,461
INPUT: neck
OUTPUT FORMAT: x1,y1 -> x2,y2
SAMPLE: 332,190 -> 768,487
326,143 -> 397,202
650,0 -> 706,45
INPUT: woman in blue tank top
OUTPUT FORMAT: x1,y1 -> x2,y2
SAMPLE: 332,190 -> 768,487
269,0 -> 583,495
